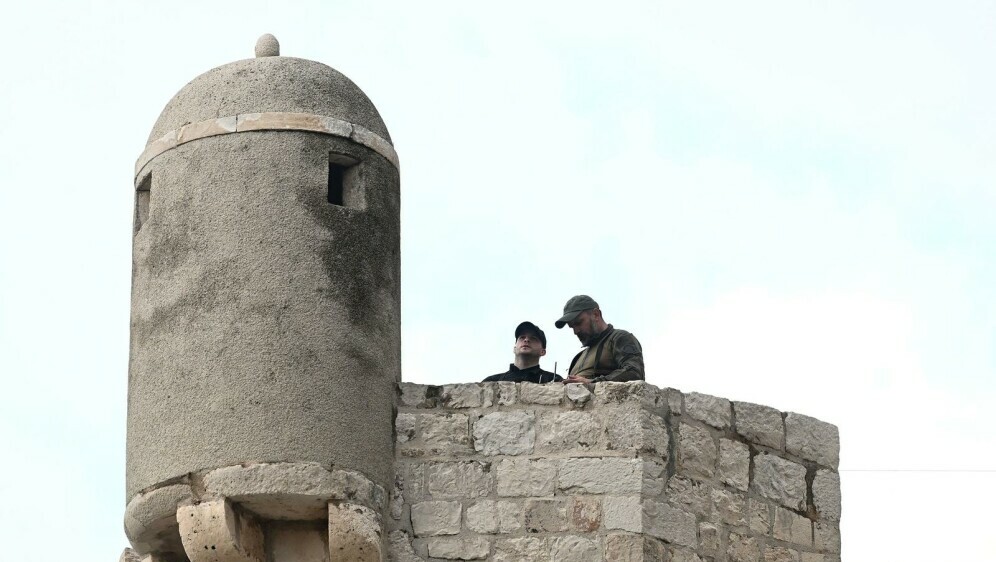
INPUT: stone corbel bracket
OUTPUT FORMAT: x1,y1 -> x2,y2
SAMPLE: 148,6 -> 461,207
133,112 -> 400,184
124,462 -> 387,561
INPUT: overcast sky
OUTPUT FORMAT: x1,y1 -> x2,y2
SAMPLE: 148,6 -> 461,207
1,1 -> 994,560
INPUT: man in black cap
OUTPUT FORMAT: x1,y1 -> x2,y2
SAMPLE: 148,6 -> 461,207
556,295 -> 644,383
483,321 -> 563,384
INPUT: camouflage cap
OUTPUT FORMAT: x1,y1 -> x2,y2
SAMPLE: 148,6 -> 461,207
514,321 -> 547,348
555,295 -> 599,328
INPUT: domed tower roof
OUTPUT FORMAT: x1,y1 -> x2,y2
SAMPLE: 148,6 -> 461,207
136,35 -> 396,179
147,35 -> 391,144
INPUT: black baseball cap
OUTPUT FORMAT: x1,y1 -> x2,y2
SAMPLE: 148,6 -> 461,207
555,295 -> 599,328
514,321 -> 547,348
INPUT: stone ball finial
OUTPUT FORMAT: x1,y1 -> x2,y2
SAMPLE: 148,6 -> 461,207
255,34 -> 280,57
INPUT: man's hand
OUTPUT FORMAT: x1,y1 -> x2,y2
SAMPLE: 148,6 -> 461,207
563,375 -> 591,384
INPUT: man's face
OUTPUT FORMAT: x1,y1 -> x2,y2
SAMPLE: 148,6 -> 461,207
514,332 -> 546,358
568,310 -> 597,345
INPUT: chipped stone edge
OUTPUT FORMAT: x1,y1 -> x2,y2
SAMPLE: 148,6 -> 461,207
134,112 -> 399,181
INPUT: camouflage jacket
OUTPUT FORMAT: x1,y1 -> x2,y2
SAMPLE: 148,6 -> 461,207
567,325 -> 645,382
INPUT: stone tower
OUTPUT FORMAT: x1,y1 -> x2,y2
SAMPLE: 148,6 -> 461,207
125,35 -> 400,561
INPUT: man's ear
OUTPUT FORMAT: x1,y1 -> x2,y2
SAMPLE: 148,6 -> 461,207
540,348 -> 547,357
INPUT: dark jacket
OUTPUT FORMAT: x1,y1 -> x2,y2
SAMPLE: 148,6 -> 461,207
567,324 -> 644,382
483,364 -> 563,384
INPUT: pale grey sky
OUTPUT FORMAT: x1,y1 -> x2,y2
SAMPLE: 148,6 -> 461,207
1,1 -> 994,560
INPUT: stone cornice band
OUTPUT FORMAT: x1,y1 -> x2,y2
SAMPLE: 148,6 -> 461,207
134,112 -> 399,184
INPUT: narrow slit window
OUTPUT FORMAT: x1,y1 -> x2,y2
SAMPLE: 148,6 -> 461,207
328,153 -> 363,209
135,173 -> 151,234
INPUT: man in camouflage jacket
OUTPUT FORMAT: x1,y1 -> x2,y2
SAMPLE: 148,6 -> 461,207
555,295 -> 644,383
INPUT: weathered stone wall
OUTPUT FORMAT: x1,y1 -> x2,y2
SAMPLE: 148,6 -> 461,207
390,381 -> 840,562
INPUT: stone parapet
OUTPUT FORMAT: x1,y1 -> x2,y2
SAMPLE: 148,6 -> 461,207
391,381 -> 840,562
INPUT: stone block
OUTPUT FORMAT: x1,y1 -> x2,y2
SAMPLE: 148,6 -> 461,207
525,499 -> 567,532
399,383 -> 437,408
764,545 -> 801,562
558,457 -> 643,495
671,549 -> 707,562
565,383 -> 592,407
473,411 -> 535,455
606,408 -> 669,455
496,458 -> 557,497
685,392 -> 732,429
785,413 -> 839,468
711,487 -> 746,526
569,496 -> 603,532
665,476 -> 712,518
119,548 -> 141,562
801,553 -> 826,562
699,522 -> 720,553
124,483 -> 193,546
426,461 -> 492,499
814,520 -> 841,553
603,496 -> 642,532
426,536 -> 490,560
735,401 -> 784,450
397,463 -> 425,503
774,507 -> 813,547
520,382 -> 563,405
677,423 -> 717,478
465,500 -> 522,534
727,532 -> 761,562
751,453 -> 807,511
396,413 -> 416,444
663,388 -> 684,414
327,502 -> 383,562
718,438 -> 751,491
642,500 -> 697,547
748,498 -> 772,535
604,533 -> 667,562
441,383 -> 492,408
494,537 -> 549,562
177,499 -> 263,562
537,410 -> 602,452
552,536 -> 600,562
642,460 -> 667,497
812,470 -> 841,522
497,382 -> 517,405
421,413 -> 471,450
410,501 -> 461,537
595,381 -> 658,408
388,530 -> 422,562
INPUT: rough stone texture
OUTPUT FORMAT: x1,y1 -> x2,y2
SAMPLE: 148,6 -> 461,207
537,411 -> 602,452
764,545 -> 802,562
327,502 -> 383,562
494,537 -> 548,562
603,496 -> 643,532
812,470 -> 842,522
558,458 -> 643,494
665,476 -> 712,518
426,537 -> 490,560
411,501 -> 461,537
396,413 -> 416,443
400,384 -> 435,408
422,413 -> 472,450
568,496 -> 602,532
389,531 -> 423,562
699,522 -> 720,553
426,461 -> 492,499
785,413 -> 840,468
605,408 -> 669,455
643,501 -> 697,547
677,423 -> 717,478
685,392 -> 732,429
519,382 -> 563,405
268,521 -> 328,562
552,535 -> 599,561
718,438 -> 751,491
711,487 -> 747,526
734,401 -> 784,450
565,383 -> 592,407
727,533 -> 761,562
749,498 -> 772,535
774,506 -> 813,546
442,384 -> 491,409
177,499 -> 264,562
124,483 -> 193,553
751,453 -> 807,511
465,500 -> 522,534
473,411 -> 535,455
525,500 -> 567,532
495,458 -> 556,497
604,533 -> 667,562
672,549 -> 706,562
119,548 -> 141,562
814,521 -> 841,553
496,382 -> 517,406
